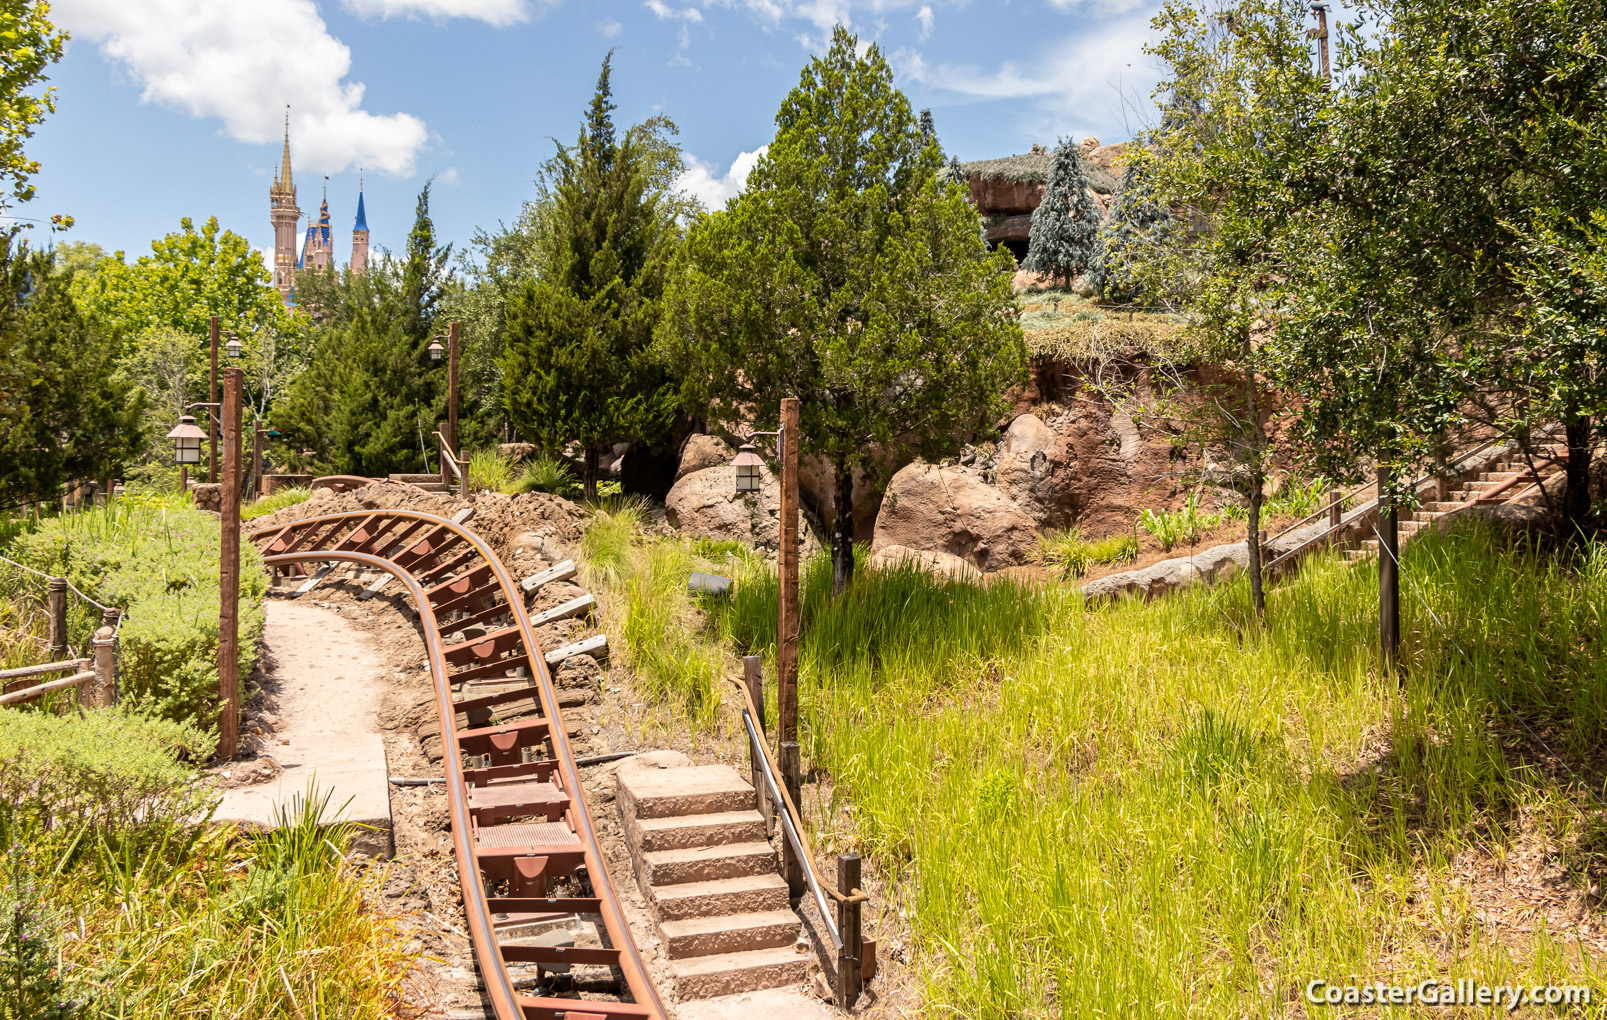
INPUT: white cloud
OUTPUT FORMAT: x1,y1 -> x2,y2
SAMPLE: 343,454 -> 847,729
915,4 -> 933,39
342,0 -> 552,25
677,146 -> 768,210
1046,0 -> 1153,15
598,17 -> 624,36
645,0 -> 704,20
436,167 -> 462,186
55,0 -> 428,177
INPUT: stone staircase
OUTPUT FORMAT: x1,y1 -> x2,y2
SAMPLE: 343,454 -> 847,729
1342,444 -> 1565,562
389,472 -> 451,494
617,762 -> 810,999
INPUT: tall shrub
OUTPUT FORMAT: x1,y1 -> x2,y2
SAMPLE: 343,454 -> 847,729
1023,139 -> 1104,289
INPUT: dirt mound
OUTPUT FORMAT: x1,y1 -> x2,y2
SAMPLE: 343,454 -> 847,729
246,484 -> 587,566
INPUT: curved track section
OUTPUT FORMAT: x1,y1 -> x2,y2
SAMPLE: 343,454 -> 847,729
248,510 -> 666,1020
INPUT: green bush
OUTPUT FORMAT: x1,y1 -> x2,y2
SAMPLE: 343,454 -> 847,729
240,486 -> 311,522
0,708 -> 212,838
1035,528 -> 1139,577
1138,493 -> 1228,551
10,494 -> 266,727
465,449 -> 515,494
508,453 -> 580,498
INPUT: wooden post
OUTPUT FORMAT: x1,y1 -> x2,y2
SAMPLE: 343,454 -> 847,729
86,611 -> 118,709
1377,463 -> 1400,669
439,419 -> 451,489
779,740 -> 805,903
778,397 -> 800,746
1434,445 -> 1451,503
743,655 -> 771,832
837,853 -> 863,1009
218,367 -> 243,760
208,315 -> 219,484
181,466 -> 189,496
447,321 -> 460,467
1328,488 -> 1342,530
46,577 -> 67,659
252,418 -> 264,498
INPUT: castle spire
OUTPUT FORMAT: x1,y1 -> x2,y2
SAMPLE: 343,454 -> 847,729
351,168 -> 370,275
277,107 -> 293,188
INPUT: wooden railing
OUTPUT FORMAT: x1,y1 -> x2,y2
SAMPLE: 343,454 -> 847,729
731,657 -> 874,1009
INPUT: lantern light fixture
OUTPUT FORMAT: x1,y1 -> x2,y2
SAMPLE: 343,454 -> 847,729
428,335 -> 445,361
732,443 -> 764,494
167,415 -> 207,466
225,331 -> 243,359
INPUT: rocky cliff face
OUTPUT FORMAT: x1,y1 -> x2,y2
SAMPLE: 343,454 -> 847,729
963,139 -> 1130,254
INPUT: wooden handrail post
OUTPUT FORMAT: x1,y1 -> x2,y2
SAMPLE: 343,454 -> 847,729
87,615 -> 118,709
1328,489 -> 1342,530
742,655 -> 772,833
837,853 -> 863,1009
46,576 -> 67,659
439,420 -> 451,490
779,740 -> 805,904
778,397 -> 800,746
1377,463 -> 1400,670
209,315 -> 220,484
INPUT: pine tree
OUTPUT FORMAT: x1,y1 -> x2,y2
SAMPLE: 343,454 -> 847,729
660,27 -> 1025,595
1098,162 -> 1174,303
499,53 -> 680,500
1023,138 -> 1103,289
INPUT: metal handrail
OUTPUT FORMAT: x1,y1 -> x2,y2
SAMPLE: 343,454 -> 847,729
726,676 -> 867,955
433,431 -> 465,483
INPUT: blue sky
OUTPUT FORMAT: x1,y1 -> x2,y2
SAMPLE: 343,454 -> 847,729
32,0 -> 1174,271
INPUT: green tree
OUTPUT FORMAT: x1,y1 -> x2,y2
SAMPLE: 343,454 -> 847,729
1023,138 -> 1103,289
659,27 -> 1025,593
499,53 -> 681,499
0,242 -> 145,510
0,0 -> 65,211
1098,163 -> 1175,304
273,188 -> 452,476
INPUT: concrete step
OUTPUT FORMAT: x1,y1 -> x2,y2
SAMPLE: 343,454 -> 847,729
1410,511 -> 1444,523
659,909 -> 800,960
630,809 -> 768,854
1422,502 -> 1463,513
670,946 -> 810,999
617,765 -> 755,825
651,873 -> 791,922
641,841 -> 777,886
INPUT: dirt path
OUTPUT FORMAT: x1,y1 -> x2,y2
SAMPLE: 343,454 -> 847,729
215,601 -> 392,854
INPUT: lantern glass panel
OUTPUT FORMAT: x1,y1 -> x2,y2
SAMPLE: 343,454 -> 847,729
175,438 -> 202,465
736,462 -> 762,493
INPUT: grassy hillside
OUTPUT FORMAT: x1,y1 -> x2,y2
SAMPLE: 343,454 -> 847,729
602,513 -> 1607,1016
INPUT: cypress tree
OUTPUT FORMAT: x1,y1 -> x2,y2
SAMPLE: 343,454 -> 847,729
1023,138 -> 1104,289
500,53 -> 679,500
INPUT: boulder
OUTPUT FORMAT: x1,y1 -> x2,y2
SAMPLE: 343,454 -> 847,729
866,545 -> 982,584
797,455 -> 884,543
676,434 -> 734,481
871,463 -> 1038,572
190,483 -> 222,513
498,443 -> 537,464
1079,541 -> 1249,601
996,413 -> 1079,528
666,464 -> 807,553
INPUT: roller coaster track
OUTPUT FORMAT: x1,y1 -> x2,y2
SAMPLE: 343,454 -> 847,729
247,510 -> 667,1020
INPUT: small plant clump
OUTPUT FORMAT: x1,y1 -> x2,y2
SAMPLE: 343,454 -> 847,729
465,448 -> 516,494
239,486 -> 311,522
1138,492 -> 1230,551
509,453 -> 582,498
1035,528 -> 1139,577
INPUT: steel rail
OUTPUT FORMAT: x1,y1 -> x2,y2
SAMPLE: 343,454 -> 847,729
251,511 -> 666,1020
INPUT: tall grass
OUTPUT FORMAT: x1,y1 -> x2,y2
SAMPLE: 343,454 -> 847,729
1035,527 -> 1139,577
713,522 -> 1607,1015
508,453 -> 581,498
465,449 -> 516,494
240,486 -> 312,522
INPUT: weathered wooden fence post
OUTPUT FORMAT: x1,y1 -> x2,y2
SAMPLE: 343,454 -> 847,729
87,612 -> 118,709
742,655 -> 771,832
1328,489 -> 1342,530
837,853 -> 863,1009
780,740 -> 805,903
46,577 -> 68,659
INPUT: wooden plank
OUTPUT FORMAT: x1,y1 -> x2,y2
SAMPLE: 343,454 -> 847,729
530,594 -> 594,628
293,562 -> 336,596
544,634 -> 607,666
520,560 -> 576,593
0,659 -> 89,682
450,507 -> 475,525
0,671 -> 95,707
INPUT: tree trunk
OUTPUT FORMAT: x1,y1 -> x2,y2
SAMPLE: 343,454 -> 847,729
1563,416 -> 1592,535
583,447 -> 599,503
831,461 -> 855,597
1247,478 -> 1265,616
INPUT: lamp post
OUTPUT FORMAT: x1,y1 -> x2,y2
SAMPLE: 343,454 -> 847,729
167,414 -> 206,493
207,316 -> 220,483
732,395 -> 803,901
218,367 -> 244,761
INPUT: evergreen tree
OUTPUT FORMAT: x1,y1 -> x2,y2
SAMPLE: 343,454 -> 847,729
499,53 -> 681,499
1098,162 -> 1175,303
273,188 -> 451,476
1023,138 -> 1103,289
659,27 -> 1025,594
0,242 -> 144,510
